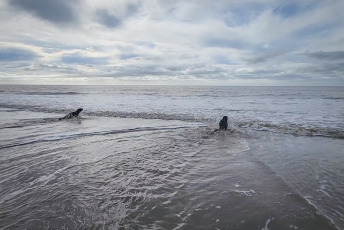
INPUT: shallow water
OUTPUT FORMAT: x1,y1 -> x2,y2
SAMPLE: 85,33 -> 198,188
0,110 -> 342,229
1,85 -> 343,137
0,85 -> 343,229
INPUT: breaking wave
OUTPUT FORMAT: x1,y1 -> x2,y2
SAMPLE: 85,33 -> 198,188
24,92 -> 82,95
236,121 -> 344,139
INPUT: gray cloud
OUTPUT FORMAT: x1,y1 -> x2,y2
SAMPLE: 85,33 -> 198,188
96,9 -> 122,28
1,1 -> 344,85
204,38 -> 248,50
95,2 -> 141,28
126,3 -> 140,16
8,0 -> 79,24
23,64 -> 79,74
306,51 -> 344,60
116,65 -> 171,77
235,73 -> 307,81
298,62 -> 344,75
246,50 -> 286,64
0,48 -> 37,61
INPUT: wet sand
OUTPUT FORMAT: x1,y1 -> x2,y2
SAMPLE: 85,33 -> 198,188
0,109 -> 340,229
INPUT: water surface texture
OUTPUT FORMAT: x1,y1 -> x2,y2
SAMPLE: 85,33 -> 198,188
0,85 -> 343,229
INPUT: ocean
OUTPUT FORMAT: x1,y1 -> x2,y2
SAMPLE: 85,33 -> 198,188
0,85 -> 343,230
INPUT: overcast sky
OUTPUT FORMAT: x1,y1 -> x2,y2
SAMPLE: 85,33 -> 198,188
0,0 -> 344,85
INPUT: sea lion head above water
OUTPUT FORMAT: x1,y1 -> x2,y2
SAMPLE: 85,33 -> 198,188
75,108 -> 83,116
219,116 -> 228,130
59,108 -> 83,120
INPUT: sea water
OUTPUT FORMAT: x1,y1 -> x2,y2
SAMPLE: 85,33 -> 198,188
0,85 -> 343,229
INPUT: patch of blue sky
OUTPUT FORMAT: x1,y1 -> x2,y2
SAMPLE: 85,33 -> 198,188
120,53 -> 138,60
61,55 -> 108,65
214,56 -> 232,65
0,48 -> 37,61
272,1 -> 320,18
2,62 -> 32,69
273,2 -> 299,18
293,21 -> 338,39
204,38 -> 249,50
223,2 -> 266,27
135,41 -> 156,49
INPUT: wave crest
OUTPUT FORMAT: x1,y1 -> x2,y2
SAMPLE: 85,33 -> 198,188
236,121 -> 344,139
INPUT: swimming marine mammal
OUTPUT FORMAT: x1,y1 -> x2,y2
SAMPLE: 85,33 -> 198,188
219,116 -> 228,130
59,108 -> 83,120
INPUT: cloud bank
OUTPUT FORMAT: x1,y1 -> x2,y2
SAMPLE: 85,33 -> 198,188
0,0 -> 343,85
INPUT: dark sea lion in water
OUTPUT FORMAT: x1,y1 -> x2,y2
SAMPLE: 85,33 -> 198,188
59,108 -> 83,120
219,116 -> 228,130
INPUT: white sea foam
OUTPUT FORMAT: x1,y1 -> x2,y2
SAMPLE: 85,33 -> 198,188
234,189 -> 256,197
317,185 -> 332,198
261,218 -> 273,230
